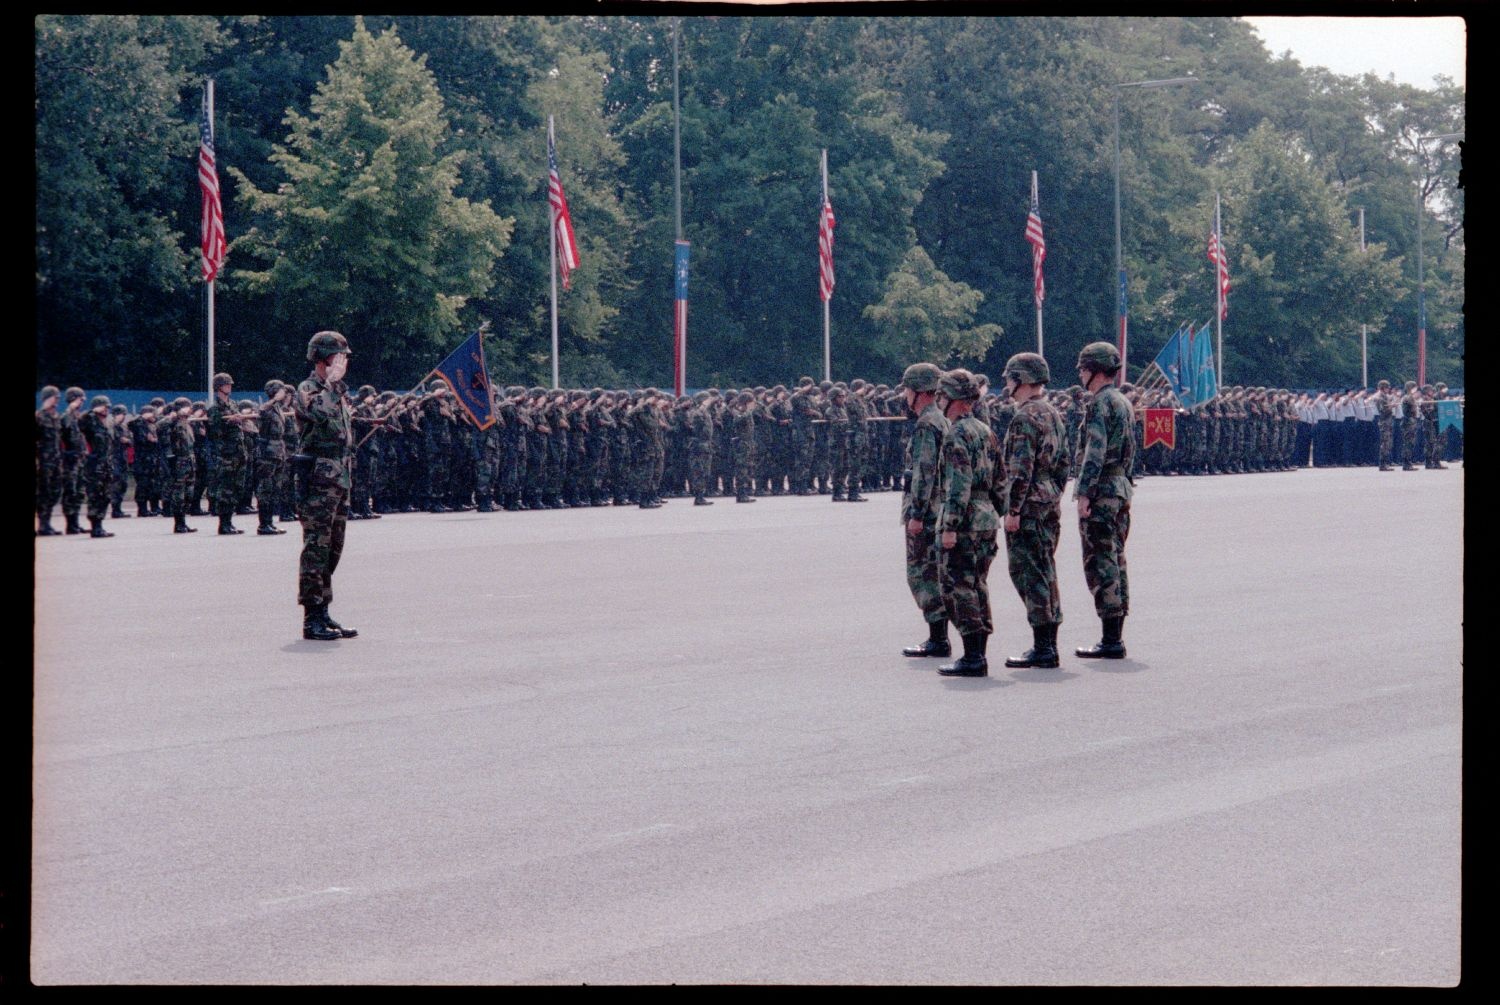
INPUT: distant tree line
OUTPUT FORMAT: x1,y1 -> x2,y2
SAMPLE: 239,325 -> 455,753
35,15 -> 1464,391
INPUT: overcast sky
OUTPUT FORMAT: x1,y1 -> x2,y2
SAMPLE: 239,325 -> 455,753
1241,16 -> 1466,90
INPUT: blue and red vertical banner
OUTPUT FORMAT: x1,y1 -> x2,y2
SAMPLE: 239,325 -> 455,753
674,240 -> 689,397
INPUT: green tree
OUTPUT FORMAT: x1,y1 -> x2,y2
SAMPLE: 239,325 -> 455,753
862,246 -> 1004,367
229,17 -> 513,388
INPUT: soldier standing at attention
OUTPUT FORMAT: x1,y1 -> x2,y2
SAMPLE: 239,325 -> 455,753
1399,380 -> 1421,471
77,395 -> 116,538
158,397 -> 199,533
997,353 -> 1070,670
731,391 -> 758,503
108,404 -> 132,520
255,380 -> 291,535
295,331 -> 358,642
898,363 -> 951,659
1072,342 -> 1135,660
1374,379 -> 1396,471
934,368 -> 1001,678
60,387 -> 87,535
207,373 -> 254,534
35,385 -> 64,536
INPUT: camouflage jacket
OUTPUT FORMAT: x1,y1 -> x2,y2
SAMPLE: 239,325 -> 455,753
78,410 -> 112,460
938,413 -> 1000,535
1000,397 -> 1068,516
1375,391 -> 1395,420
294,370 -> 354,491
207,396 -> 243,461
1074,384 -> 1135,502
60,409 -> 84,460
159,412 -> 195,460
902,402 -> 950,526
258,399 -> 288,459
36,409 -> 62,465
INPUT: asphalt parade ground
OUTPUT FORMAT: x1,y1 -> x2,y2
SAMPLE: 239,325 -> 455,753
30,466 -> 1463,985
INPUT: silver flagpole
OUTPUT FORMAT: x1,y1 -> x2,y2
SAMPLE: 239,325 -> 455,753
1033,170 -> 1043,356
206,78 -> 216,400
1359,207 -> 1368,388
1214,192 -> 1223,387
822,148 -> 830,383
673,18 -> 685,393
549,116 -> 559,390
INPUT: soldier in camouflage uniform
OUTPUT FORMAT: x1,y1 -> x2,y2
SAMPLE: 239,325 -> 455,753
730,391 -> 758,503
997,353 -> 1070,669
207,373 -> 253,534
158,397 -> 199,533
36,386 -> 64,536
1399,380 -> 1421,470
59,387 -> 87,534
1072,342 -> 1135,659
294,331 -> 358,642
255,380 -> 292,535
934,368 -> 1001,677
76,395 -> 116,537
128,405 -> 160,516
898,363 -> 952,658
687,391 -> 715,505
789,377 -> 819,494
826,385 -> 852,501
1421,384 -> 1446,469
108,404 -> 132,519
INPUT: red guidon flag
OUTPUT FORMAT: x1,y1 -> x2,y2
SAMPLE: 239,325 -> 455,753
1143,408 -> 1176,450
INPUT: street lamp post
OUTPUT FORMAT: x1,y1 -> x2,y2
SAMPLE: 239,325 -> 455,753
1415,132 -> 1462,388
1113,76 -> 1196,384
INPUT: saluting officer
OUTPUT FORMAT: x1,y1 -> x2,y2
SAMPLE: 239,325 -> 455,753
294,331 -> 358,642
898,362 -> 952,658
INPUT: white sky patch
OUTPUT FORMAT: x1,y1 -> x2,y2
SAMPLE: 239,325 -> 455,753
1243,16 -> 1466,90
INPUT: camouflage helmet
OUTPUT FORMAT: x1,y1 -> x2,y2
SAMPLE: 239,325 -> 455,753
357,384 -> 376,399
1405,380 -> 1417,391
238,400 -> 256,411
306,330 -> 352,363
264,379 -> 285,397
65,386 -> 86,402
850,378 -> 866,391
110,403 -> 127,415
588,387 -> 604,401
1003,352 -> 1051,386
172,396 -> 192,410
900,362 -> 943,393
1422,383 -> 1435,394
1077,341 -> 1122,374
39,385 -> 60,402
819,379 -> 833,392
212,372 -> 234,391
1377,379 -> 1390,389
429,377 -> 448,391
693,390 -> 710,404
378,390 -> 397,403
797,375 -> 814,388
90,394 -> 110,409
149,397 -> 166,408
1436,382 -> 1448,392
939,368 -> 982,401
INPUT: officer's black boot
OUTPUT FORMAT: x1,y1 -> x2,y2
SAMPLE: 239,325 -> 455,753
302,606 -> 340,641
111,504 -> 130,519
847,490 -> 868,502
1075,616 -> 1126,659
36,515 -> 60,536
319,605 -> 358,639
258,511 -> 286,535
65,513 -> 82,535
903,619 -> 951,658
218,512 -> 243,535
736,492 -> 756,503
694,493 -> 713,506
88,517 -> 113,538
1006,623 -> 1060,669
939,633 -> 988,676
174,511 -> 197,533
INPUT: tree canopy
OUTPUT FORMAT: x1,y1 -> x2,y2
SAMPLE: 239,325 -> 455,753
36,15 -> 1464,391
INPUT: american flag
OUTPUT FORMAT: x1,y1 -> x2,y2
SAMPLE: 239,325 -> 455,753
1207,226 -> 1230,320
199,85 -> 227,283
548,124 -> 580,290
818,197 -> 836,301
1024,177 -> 1045,306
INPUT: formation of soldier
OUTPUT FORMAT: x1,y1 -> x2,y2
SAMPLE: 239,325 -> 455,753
35,368 -> 1461,540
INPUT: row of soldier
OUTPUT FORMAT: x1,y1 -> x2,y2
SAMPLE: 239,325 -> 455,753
36,371 -> 1460,538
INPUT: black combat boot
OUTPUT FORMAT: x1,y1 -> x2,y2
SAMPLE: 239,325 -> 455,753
846,491 -> 868,502
138,500 -> 151,518
257,511 -> 286,535
302,606 -> 340,641
903,619 -> 951,658
174,511 -> 197,533
638,497 -> 661,509
831,491 -> 846,502
111,504 -> 131,519
218,513 -> 243,535
938,633 -> 988,677
736,493 -> 756,503
694,494 -> 713,505
88,517 -> 114,538
478,499 -> 495,512
319,605 -> 358,639
36,516 -> 60,536
65,514 -> 83,535
1005,623 -> 1060,669
1075,616 -> 1126,659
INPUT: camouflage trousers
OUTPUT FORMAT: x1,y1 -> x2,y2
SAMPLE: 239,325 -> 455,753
166,456 -> 195,515
255,457 -> 286,518
688,446 -> 712,497
940,531 -> 998,636
298,486 -> 348,608
84,455 -> 111,520
1005,505 -> 1063,627
905,525 -> 945,624
1378,419 -> 1394,466
1079,497 -> 1130,618
36,457 -> 63,518
1401,420 -> 1418,466
61,455 -> 84,518
212,459 -> 245,511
